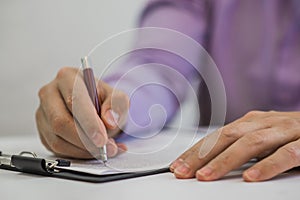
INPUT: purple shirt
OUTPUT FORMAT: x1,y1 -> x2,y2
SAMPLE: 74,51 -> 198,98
104,0 -> 300,135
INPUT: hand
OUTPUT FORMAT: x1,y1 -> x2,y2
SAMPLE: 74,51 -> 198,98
35,67 -> 129,159
170,111 -> 300,182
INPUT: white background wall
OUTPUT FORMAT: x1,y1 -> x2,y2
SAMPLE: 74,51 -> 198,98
0,0 -> 147,136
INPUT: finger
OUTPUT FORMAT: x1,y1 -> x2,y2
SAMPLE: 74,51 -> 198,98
171,130 -> 231,178
94,138 -> 127,159
171,128 -> 237,178
38,80 -> 88,151
240,110 -> 275,122
171,117 -> 294,179
106,138 -> 119,157
170,132 -> 207,172
48,134 -> 93,159
56,67 -> 108,147
103,109 -> 120,130
35,106 -> 53,152
36,105 -> 92,158
196,127 -> 298,181
256,148 -> 277,160
243,139 -> 300,182
106,138 -> 129,158
171,121 -> 259,178
38,98 -> 101,158
117,143 -> 128,153
100,86 -> 129,131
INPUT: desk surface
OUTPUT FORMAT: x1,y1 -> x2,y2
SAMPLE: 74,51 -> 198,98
0,135 -> 299,200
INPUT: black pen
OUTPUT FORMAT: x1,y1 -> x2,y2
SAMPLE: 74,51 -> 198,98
81,56 -> 108,164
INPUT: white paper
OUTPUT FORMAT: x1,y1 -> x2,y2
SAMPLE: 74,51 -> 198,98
57,127 -> 207,175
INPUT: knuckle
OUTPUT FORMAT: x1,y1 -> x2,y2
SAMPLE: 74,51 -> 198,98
264,158 -> 280,172
56,67 -> 74,80
281,145 -> 300,164
244,110 -> 264,118
260,117 -> 274,128
244,132 -> 266,146
38,85 -> 48,101
65,94 -> 74,109
220,127 -> 239,141
264,116 -> 299,129
267,110 -> 277,114
219,154 -> 232,167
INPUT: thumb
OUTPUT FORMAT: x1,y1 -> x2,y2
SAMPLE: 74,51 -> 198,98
101,91 -> 130,131
104,109 -> 120,129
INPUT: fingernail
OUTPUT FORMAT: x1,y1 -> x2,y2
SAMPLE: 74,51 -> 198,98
244,169 -> 260,181
91,132 -> 104,147
174,163 -> 191,176
117,143 -> 128,152
170,159 -> 184,171
197,166 -> 213,177
105,109 -> 119,128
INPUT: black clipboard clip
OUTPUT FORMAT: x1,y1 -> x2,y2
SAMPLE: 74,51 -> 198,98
0,150 -> 70,175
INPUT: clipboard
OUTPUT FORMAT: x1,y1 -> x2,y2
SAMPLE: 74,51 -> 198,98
0,151 -> 170,183
0,128 -> 202,183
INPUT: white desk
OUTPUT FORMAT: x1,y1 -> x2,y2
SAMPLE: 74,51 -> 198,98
0,135 -> 299,200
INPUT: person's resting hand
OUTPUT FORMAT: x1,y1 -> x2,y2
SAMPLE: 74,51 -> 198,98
170,111 -> 300,182
35,67 -> 129,159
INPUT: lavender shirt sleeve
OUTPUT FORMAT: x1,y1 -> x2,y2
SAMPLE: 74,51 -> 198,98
104,0 -> 209,136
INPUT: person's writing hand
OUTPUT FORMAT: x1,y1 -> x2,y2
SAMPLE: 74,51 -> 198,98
170,111 -> 300,182
35,67 -> 129,159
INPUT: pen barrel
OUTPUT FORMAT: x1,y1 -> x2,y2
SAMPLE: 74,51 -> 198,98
83,66 -> 108,163
83,68 -> 101,116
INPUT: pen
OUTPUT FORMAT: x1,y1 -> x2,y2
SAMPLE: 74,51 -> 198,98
81,56 -> 108,164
